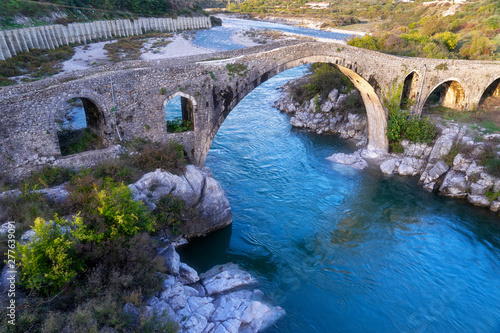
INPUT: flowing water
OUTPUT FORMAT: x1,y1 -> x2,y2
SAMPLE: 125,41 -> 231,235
178,64 -> 500,331
192,17 -> 355,50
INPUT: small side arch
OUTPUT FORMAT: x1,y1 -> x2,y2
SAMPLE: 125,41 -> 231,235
50,91 -> 109,155
400,70 -> 420,111
163,91 -> 197,132
423,78 -> 467,111
479,77 -> 500,107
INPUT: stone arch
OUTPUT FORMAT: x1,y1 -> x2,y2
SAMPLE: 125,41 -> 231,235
197,55 -> 388,165
275,55 -> 388,154
400,71 -> 420,111
163,91 -> 197,132
50,92 -> 108,155
423,79 -> 466,111
479,77 -> 500,107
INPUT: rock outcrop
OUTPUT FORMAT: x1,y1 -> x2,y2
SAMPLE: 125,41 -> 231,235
274,80 -> 367,146
129,165 -> 232,238
125,246 -> 285,333
378,123 -> 500,211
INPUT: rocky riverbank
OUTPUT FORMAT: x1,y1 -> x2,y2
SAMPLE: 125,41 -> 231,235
275,76 -> 500,213
125,245 -> 284,333
0,165 -> 285,331
274,76 -> 367,147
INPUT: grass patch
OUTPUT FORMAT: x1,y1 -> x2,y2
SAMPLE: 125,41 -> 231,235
58,128 -> 105,156
0,46 -> 74,86
104,33 -> 172,62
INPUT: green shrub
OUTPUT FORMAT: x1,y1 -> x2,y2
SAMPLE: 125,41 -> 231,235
405,116 -> 437,144
71,180 -> 154,243
26,166 -> 75,187
153,194 -> 186,235
167,117 -> 193,132
293,63 -> 356,103
445,142 -> 462,166
58,128 -> 104,156
0,182 -> 56,230
386,109 -> 409,143
16,216 -> 82,296
130,141 -> 186,174
486,188 -> 500,202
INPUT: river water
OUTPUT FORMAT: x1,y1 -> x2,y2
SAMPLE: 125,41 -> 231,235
176,19 -> 500,332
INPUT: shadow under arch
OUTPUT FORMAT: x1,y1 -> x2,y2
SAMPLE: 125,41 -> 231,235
479,77 -> 500,107
50,92 -> 108,156
163,91 -> 197,132
423,79 -> 467,111
400,70 -> 420,111
198,55 -> 389,166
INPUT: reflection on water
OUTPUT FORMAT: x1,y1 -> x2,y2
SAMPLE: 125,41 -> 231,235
179,66 -> 500,332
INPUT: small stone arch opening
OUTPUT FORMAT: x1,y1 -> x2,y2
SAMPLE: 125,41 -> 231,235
164,93 -> 195,132
400,71 -> 420,111
479,78 -> 500,111
423,80 -> 466,111
55,97 -> 107,156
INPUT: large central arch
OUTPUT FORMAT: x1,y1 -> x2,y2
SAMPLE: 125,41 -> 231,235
198,55 -> 388,165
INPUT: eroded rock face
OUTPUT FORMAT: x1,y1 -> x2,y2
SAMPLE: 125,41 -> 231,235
129,165 -> 232,238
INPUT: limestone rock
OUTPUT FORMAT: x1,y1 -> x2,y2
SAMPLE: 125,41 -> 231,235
161,245 -> 180,275
179,263 -> 200,284
200,263 -> 255,296
490,201 -> 500,212
326,151 -> 368,169
130,165 -> 232,238
439,171 -> 468,197
328,89 -> 339,103
467,195 -> 490,207
380,158 -> 398,174
428,128 -> 458,163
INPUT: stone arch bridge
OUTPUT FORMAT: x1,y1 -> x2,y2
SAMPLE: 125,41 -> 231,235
1,40 -> 500,177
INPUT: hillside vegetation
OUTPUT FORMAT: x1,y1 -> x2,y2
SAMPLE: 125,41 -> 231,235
0,0 -> 203,29
225,0 -> 500,60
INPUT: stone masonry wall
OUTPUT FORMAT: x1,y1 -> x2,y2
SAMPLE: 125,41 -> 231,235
1,40 -> 500,179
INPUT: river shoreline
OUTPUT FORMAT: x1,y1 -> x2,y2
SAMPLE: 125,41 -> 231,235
274,79 -> 500,215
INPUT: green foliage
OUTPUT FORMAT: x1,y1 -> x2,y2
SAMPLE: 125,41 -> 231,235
71,180 -> 154,243
0,182 -> 55,230
0,46 -> 74,86
93,159 -> 139,184
129,140 -> 186,173
459,32 -> 496,59
433,31 -> 458,51
160,87 -> 167,95
387,109 -> 409,143
486,188 -> 500,201
435,63 -> 449,71
405,116 -> 437,144
26,166 -> 75,188
483,154 -> 500,177
348,35 -> 379,50
294,63 -> 355,103
387,110 -> 437,145
167,117 -> 193,132
445,142 -> 462,166
16,216 -> 82,296
58,128 -> 104,156
226,63 -> 248,76
153,194 -> 186,235
385,81 -> 436,146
